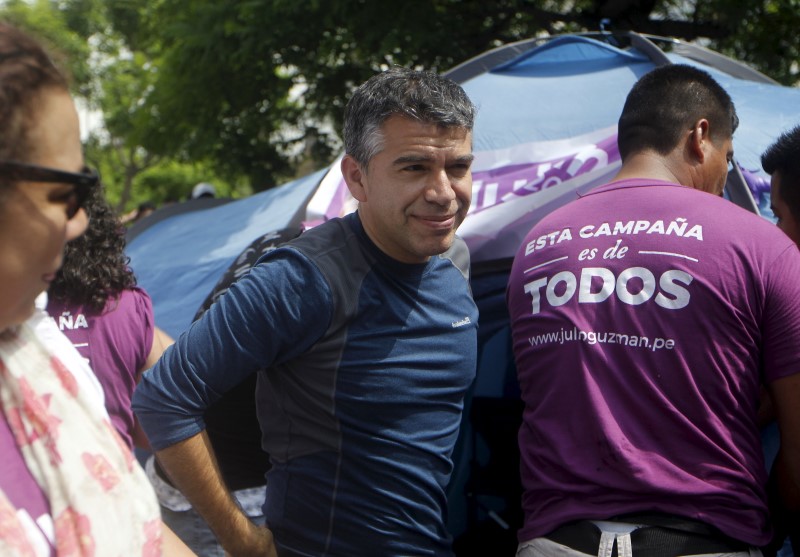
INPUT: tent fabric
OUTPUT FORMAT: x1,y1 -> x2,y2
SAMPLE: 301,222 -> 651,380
127,168 -> 325,336
126,196 -> 233,244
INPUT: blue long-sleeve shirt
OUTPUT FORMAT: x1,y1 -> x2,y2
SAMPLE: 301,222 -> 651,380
133,212 -> 478,556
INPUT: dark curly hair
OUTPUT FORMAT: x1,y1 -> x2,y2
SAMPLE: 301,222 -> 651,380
48,185 -> 137,312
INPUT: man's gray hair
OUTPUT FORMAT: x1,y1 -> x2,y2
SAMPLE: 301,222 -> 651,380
343,67 -> 476,167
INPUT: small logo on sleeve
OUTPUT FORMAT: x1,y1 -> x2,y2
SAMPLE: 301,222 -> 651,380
452,316 -> 472,328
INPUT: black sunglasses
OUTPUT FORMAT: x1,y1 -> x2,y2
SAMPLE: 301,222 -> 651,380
0,160 -> 99,219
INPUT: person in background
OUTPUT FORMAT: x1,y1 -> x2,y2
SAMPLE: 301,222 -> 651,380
761,123 -> 800,556
133,67 -> 479,557
190,182 -> 216,200
47,184 -> 173,450
762,124 -> 800,245
507,64 -> 800,557
121,199 -> 157,225
0,21 -> 191,556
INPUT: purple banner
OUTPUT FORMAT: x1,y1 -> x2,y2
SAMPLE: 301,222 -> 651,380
468,135 -> 620,215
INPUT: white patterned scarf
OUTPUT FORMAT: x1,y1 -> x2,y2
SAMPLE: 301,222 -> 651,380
0,322 -> 162,556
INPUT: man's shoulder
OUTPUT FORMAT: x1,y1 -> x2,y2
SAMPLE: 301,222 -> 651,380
279,216 -> 371,299
437,235 -> 471,281
286,216 -> 358,258
542,179 -> 777,234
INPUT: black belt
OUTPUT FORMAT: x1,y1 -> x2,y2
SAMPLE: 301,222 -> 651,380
545,517 -> 751,557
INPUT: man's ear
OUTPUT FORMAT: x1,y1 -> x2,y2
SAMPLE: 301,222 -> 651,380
689,119 -> 711,163
341,155 -> 368,202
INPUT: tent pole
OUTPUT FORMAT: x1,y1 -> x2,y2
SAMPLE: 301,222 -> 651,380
626,31 -> 672,66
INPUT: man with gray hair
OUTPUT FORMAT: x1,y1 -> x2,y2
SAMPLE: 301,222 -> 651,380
134,67 -> 479,556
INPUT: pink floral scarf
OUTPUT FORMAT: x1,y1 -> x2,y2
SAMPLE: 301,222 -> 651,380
0,322 -> 162,556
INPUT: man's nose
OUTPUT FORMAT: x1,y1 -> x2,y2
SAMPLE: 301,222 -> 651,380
425,169 -> 456,205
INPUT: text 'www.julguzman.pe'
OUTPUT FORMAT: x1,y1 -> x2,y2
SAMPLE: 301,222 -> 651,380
528,327 -> 676,352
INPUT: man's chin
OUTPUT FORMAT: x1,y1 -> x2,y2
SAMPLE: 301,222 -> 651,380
421,234 -> 457,257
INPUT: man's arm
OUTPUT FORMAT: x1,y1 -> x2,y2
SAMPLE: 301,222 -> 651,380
133,251 -> 332,451
133,251 -> 333,553
156,430 -> 276,557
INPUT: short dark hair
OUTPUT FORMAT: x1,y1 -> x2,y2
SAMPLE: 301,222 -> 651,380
762,124 -> 800,222
343,67 -> 476,167
617,64 -> 738,160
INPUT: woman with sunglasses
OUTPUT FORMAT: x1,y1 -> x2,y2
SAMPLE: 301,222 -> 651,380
0,22 -> 192,556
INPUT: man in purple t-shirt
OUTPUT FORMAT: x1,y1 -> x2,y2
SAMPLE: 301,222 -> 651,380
507,64 -> 800,557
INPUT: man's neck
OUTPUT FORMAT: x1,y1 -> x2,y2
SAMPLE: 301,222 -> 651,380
612,151 -> 688,187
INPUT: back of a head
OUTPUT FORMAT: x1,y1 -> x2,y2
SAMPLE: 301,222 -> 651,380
342,66 -> 476,167
617,64 -> 738,161
762,124 -> 800,222
0,23 -> 69,164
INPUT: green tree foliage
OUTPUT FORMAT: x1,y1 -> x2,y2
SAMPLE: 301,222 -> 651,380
0,0 -> 239,212
121,0 -> 573,190
111,0 -> 800,195
116,1 -> 306,191
703,0 -> 800,86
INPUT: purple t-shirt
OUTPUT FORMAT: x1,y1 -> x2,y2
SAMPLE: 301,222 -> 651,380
47,287 -> 154,449
507,179 -> 800,545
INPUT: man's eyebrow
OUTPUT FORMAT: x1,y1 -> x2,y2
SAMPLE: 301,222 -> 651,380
393,154 -> 433,165
392,153 -> 475,166
453,154 -> 475,164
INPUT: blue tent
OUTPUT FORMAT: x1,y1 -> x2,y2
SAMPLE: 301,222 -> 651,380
127,168 -> 325,336
126,32 -> 800,553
